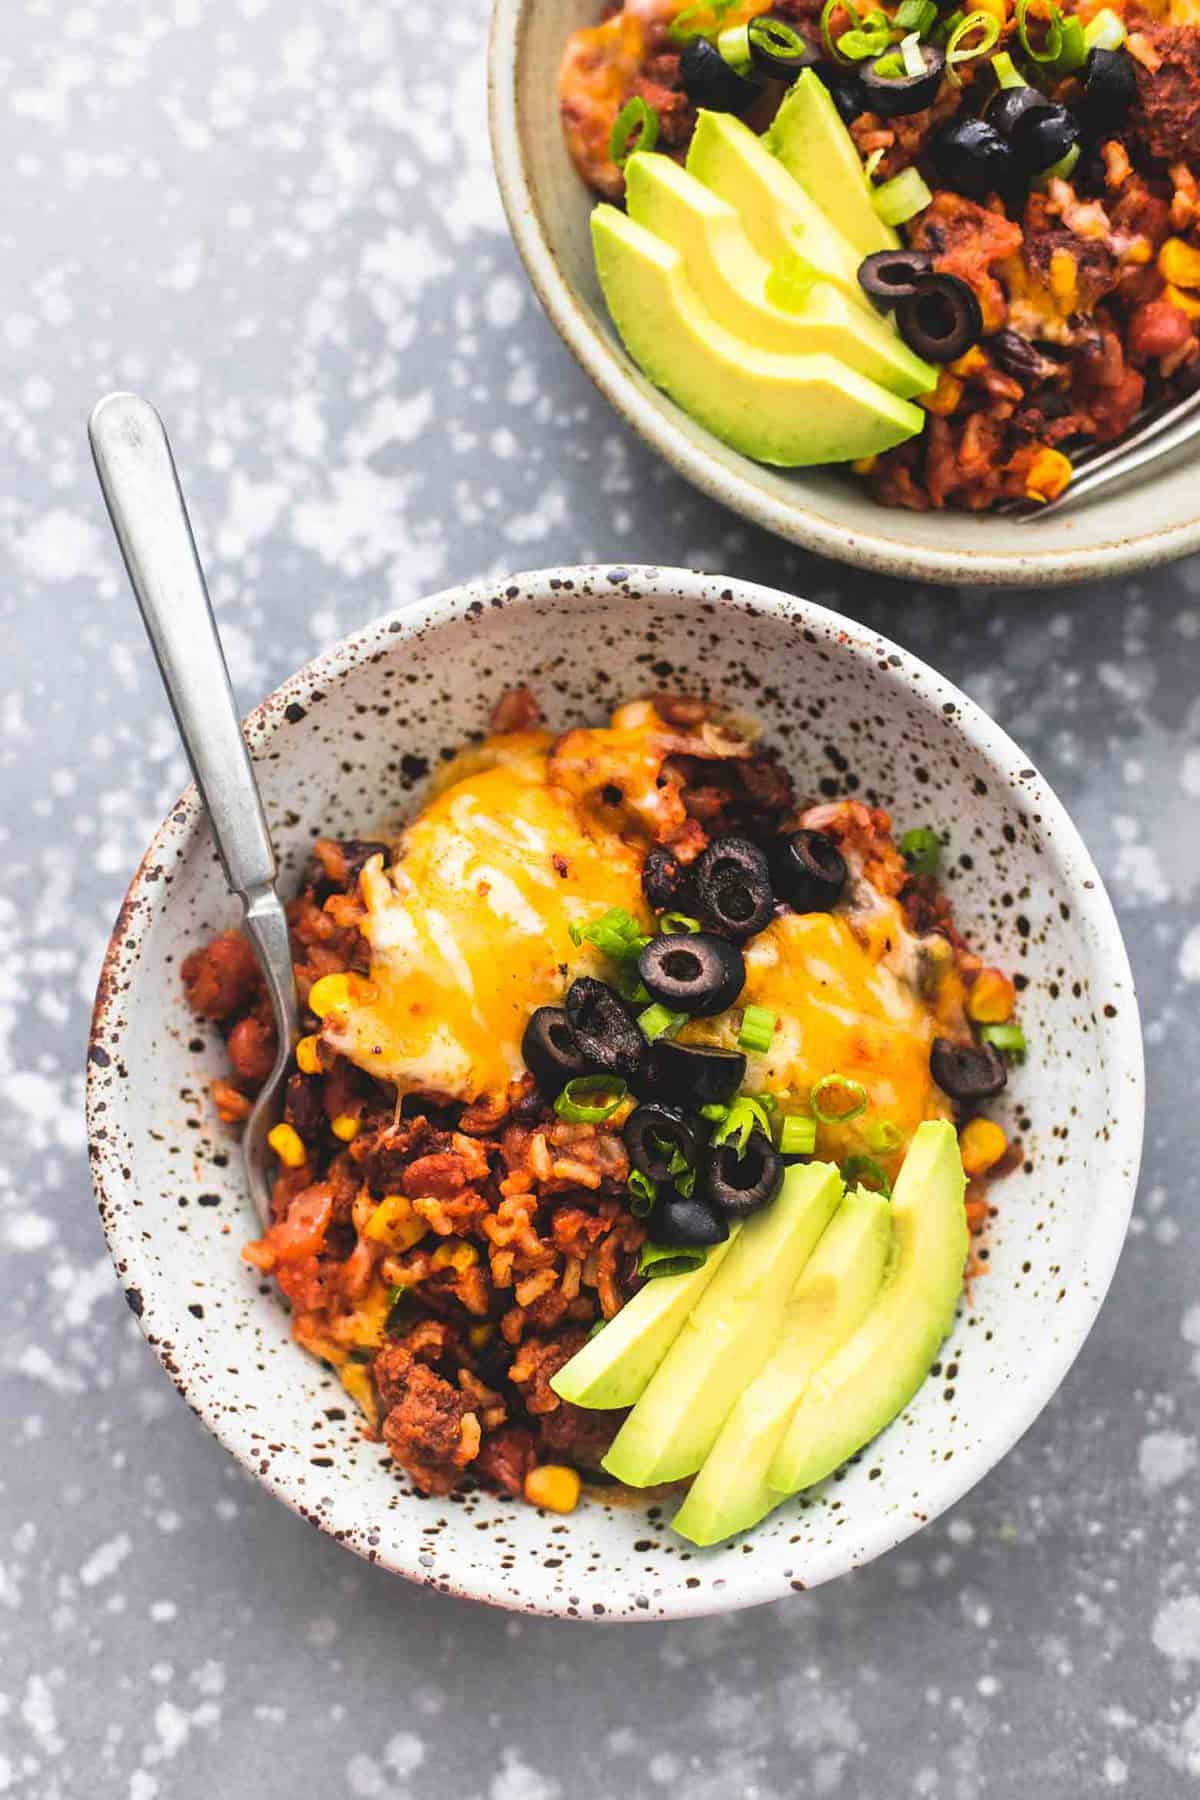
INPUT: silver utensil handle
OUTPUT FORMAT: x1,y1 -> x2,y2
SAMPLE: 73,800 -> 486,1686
88,392 -> 277,901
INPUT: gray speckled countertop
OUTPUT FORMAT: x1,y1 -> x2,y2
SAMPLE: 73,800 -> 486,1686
2,1 -> 1198,1794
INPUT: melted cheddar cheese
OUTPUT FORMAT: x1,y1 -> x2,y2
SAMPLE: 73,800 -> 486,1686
322,736 -> 648,1099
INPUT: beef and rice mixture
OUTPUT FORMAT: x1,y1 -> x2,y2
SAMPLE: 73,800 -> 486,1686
183,691 -> 1015,1508
562,0 -> 1200,510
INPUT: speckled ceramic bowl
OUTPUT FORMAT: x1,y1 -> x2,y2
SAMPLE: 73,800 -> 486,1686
88,566 -> 1143,1620
488,1 -> 1200,587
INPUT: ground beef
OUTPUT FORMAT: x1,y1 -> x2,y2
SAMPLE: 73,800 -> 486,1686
1131,26 -> 1200,166
381,1364 -> 481,1497
474,1425 -> 538,1497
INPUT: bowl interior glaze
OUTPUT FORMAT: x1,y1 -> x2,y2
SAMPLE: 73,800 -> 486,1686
88,568 -> 1143,1619
488,0 -> 1200,586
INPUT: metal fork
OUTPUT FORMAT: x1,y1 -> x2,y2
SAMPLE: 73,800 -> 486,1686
1009,384 -> 1200,522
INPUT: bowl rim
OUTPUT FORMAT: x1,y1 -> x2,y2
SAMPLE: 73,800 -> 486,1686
88,564 -> 1145,1619
486,0 -> 1200,589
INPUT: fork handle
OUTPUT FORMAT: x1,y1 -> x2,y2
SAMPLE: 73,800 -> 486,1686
88,392 -> 278,902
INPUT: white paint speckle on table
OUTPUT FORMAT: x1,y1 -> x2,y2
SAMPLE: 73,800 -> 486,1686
0,0 -> 1197,1795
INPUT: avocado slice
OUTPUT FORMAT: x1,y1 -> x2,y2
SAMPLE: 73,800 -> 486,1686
766,69 -> 899,259
672,1185 -> 893,1546
550,1227 -> 739,1410
685,111 -> 868,300
768,1120 -> 968,1496
602,1161 -> 844,1488
592,207 -> 924,468
624,152 -> 934,400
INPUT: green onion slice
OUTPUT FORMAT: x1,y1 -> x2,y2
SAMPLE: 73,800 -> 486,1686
675,1166 -> 697,1198
934,6 -> 964,41
946,8 -> 1001,80
766,249 -> 822,312
658,911 -> 701,936
738,1005 -> 778,1054
712,1093 -> 773,1153
990,49 -> 1024,88
894,0 -> 939,31
1038,141 -> 1080,183
717,21 -> 753,71
1054,14 -> 1086,70
699,1102 -> 729,1123
900,825 -> 941,876
628,1169 -> 657,1217
979,1022 -> 1028,1062
608,96 -> 659,170
587,1317 -> 607,1340
872,166 -> 932,227
1083,6 -> 1126,49
821,0 -> 861,61
554,1075 -> 628,1124
864,1117 -> 904,1154
1015,0 -> 1063,63
639,1242 -> 708,1279
638,1002 -> 688,1042
841,1153 -> 893,1198
863,145 -> 887,179
810,1073 -> 869,1124
838,8 -> 892,58
748,15 -> 810,65
900,29 -> 926,75
669,0 -> 738,43
570,905 -> 649,962
779,1114 -> 818,1156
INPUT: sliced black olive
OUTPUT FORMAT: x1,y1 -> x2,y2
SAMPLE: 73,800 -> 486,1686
929,117 -> 1013,200
930,1036 -> 1007,1102
771,829 -> 848,912
694,834 -> 775,941
650,1189 -> 730,1248
986,83 -> 1054,140
565,978 -> 645,1081
1009,102 -> 1078,179
638,932 -> 745,1017
521,1005 -> 590,1094
646,1039 -> 747,1107
704,1129 -> 785,1218
857,248 -> 935,308
812,60 -> 865,124
747,16 -> 818,78
861,43 -> 945,118
1080,47 -> 1137,133
895,273 -> 983,365
678,37 -> 760,114
624,1102 -> 701,1183
642,842 -> 689,911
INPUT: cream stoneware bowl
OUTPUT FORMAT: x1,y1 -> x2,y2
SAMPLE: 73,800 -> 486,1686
88,567 -> 1144,1620
488,0 -> 1200,587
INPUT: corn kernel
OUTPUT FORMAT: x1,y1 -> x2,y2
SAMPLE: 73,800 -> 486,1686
330,1112 -> 361,1142
295,1033 -> 322,1075
1159,236 -> 1200,290
524,1464 -> 582,1514
338,1362 -> 380,1428
365,1194 -> 426,1252
469,1322 -> 495,1350
959,1117 -> 1008,1177
267,1122 -> 307,1168
1049,248 -> 1077,308
307,972 -> 352,1018
1025,447 -> 1072,504
921,372 -> 964,417
431,1239 -> 479,1272
851,454 -> 878,476
949,345 -> 988,379
1164,280 -> 1200,319
966,967 -> 1016,1025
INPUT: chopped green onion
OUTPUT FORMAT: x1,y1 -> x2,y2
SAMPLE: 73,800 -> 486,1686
872,166 -> 932,227
554,1075 -> 628,1124
779,1114 -> 818,1156
1083,6 -> 1126,49
979,1022 -> 1028,1062
755,1091 -> 778,1113
639,1242 -> 708,1278
570,905 -> 649,962
934,6 -> 964,41
608,96 -> 659,170
863,145 -> 887,179
587,1317 -> 607,1340
946,8 -> 1001,80
765,249 -> 822,311
1054,14 -> 1086,71
699,1102 -> 729,1123
717,21 -> 753,71
894,0 -> 938,31
386,1286 -> 417,1332
669,0 -> 738,43
1015,0 -> 1063,64
659,911 -> 701,936
712,1093 -> 773,1153
748,16 -> 810,66
990,49 -> 1024,88
900,30 -> 926,76
838,8 -> 891,58
900,825 -> 941,876
841,1154 -> 893,1198
738,1005 -> 778,1054
821,0 -> 861,62
638,1002 -> 688,1042
675,1166 -> 697,1198
1037,141 -> 1080,183
628,1169 -> 657,1217
810,1073 -> 869,1124
864,1117 -> 904,1154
